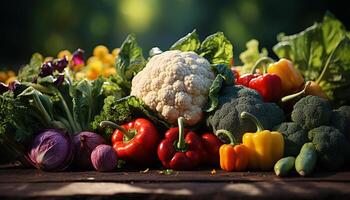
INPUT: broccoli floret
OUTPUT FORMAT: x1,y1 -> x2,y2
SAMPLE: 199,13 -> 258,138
291,95 -> 332,130
274,122 -> 309,156
308,126 -> 350,171
207,85 -> 285,142
331,106 -> 350,138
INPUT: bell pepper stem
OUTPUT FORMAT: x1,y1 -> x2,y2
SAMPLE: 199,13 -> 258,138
177,117 -> 186,150
281,81 -> 312,102
240,112 -> 264,132
251,57 -> 275,74
100,121 -> 133,140
215,129 -> 237,146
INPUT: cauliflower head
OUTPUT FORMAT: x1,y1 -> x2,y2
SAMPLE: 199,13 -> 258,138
131,50 -> 215,125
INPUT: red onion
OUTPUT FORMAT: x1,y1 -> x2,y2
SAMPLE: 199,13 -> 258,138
73,131 -> 106,169
91,144 -> 118,172
28,129 -> 73,171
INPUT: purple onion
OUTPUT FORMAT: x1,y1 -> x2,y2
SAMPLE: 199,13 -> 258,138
53,57 -> 68,72
91,144 -> 118,172
72,49 -> 85,67
0,82 -> 9,94
73,131 -> 106,169
28,129 -> 74,171
39,62 -> 54,77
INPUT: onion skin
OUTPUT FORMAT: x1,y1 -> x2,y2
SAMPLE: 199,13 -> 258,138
73,131 -> 106,169
28,129 -> 73,171
91,144 -> 118,172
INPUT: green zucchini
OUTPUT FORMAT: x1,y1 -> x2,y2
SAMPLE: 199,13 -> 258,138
295,142 -> 317,176
274,156 -> 295,177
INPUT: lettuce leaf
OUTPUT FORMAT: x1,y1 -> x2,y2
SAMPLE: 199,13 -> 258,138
116,34 -> 146,92
239,39 -> 268,74
273,12 -> 350,105
170,29 -> 200,52
198,32 -> 233,65
170,30 -> 233,65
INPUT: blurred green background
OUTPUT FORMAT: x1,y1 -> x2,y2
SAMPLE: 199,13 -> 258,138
0,0 -> 349,70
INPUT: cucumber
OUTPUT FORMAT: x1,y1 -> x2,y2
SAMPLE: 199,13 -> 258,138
295,143 -> 317,176
274,156 -> 295,177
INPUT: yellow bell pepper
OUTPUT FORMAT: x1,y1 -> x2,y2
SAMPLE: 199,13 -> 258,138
241,112 -> 284,171
267,58 -> 304,95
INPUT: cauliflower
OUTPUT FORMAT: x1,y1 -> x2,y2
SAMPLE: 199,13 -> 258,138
131,50 -> 215,125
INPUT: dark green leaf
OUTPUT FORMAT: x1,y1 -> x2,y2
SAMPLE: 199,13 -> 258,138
116,34 -> 146,91
170,29 -> 201,52
204,74 -> 225,112
198,32 -> 233,65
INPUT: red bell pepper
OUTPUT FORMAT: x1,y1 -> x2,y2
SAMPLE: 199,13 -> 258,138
201,133 -> 223,166
236,73 -> 259,87
100,118 -> 159,166
249,73 -> 282,102
157,117 -> 205,170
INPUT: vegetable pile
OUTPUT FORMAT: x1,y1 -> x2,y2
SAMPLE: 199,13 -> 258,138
1,12 -> 350,177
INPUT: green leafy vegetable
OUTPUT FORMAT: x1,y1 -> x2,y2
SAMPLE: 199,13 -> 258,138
170,30 -> 233,65
17,53 -> 43,82
273,12 -> 350,105
71,78 -> 105,131
205,64 -> 235,112
239,39 -> 268,74
198,32 -> 233,65
116,34 -> 146,92
170,29 -> 200,52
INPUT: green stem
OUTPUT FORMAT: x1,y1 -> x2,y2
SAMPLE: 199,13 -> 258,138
57,93 -> 81,133
32,93 -> 52,127
281,81 -> 312,103
316,48 -> 336,84
100,121 -> 133,140
215,129 -> 237,146
240,112 -> 264,132
251,57 -> 275,74
177,117 -> 186,150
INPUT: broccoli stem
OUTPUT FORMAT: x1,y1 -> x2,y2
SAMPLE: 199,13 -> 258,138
251,57 -> 275,74
215,129 -> 237,145
240,112 -> 265,132
99,121 -> 133,140
177,117 -> 187,150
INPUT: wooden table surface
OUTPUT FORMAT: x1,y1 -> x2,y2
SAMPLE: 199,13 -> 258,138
1,164 -> 350,200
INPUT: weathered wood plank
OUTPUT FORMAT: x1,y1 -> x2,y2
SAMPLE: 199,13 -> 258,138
1,182 -> 350,199
1,168 -> 350,183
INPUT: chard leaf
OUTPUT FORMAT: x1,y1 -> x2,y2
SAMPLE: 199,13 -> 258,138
273,12 -> 350,105
116,34 -> 145,91
170,29 -> 201,52
198,32 -> 233,65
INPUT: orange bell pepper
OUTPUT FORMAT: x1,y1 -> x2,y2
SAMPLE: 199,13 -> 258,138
216,130 -> 249,172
